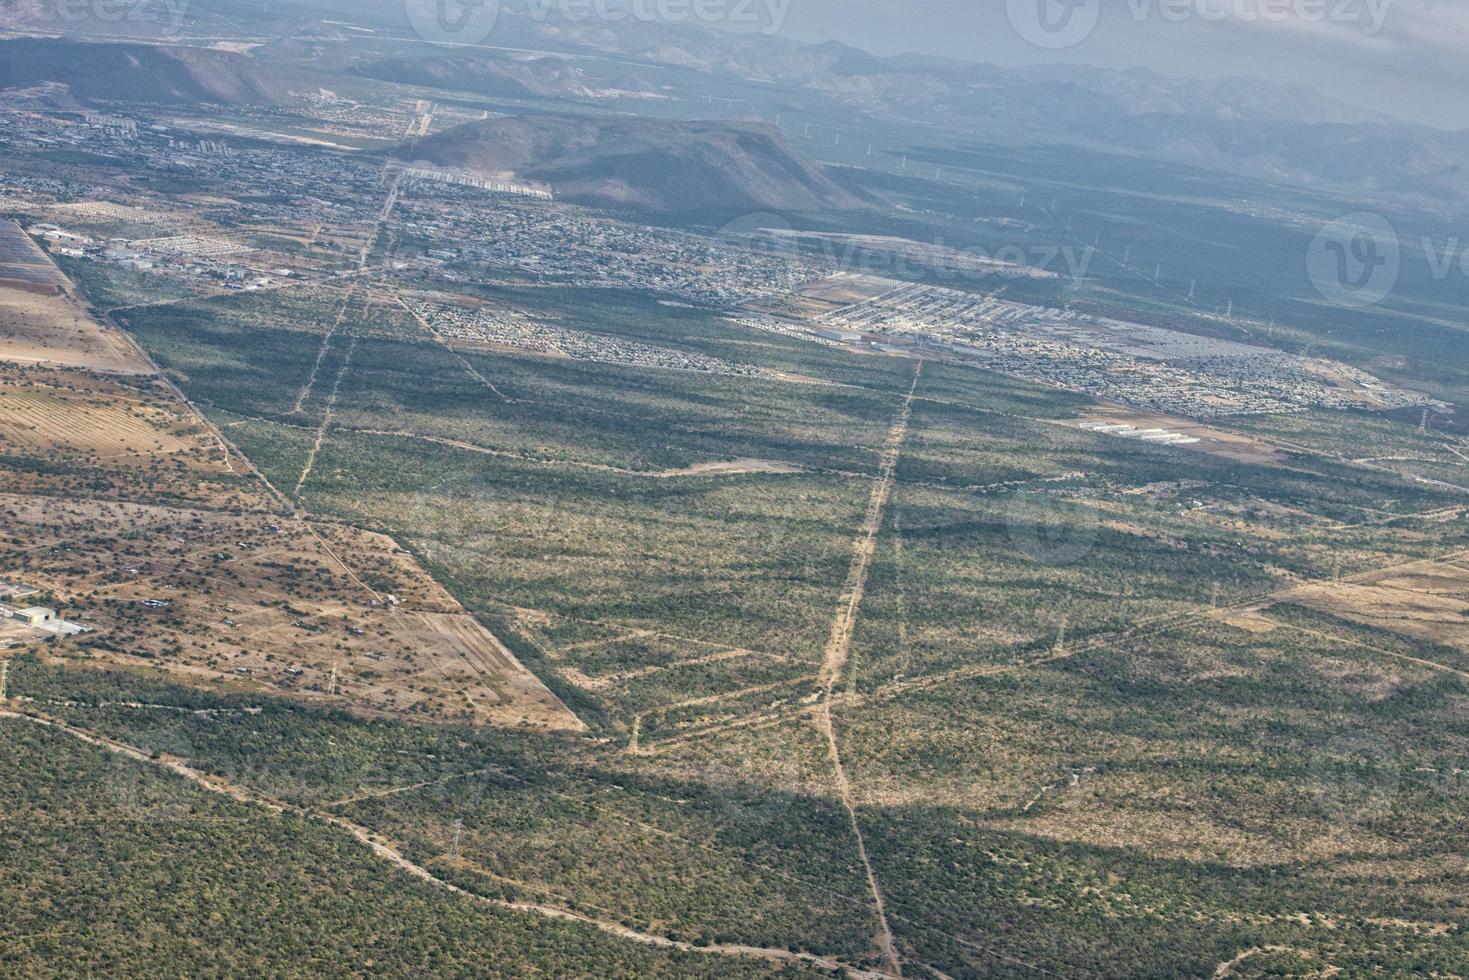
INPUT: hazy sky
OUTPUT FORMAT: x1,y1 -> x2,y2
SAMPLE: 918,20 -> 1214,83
770,0 -> 1468,129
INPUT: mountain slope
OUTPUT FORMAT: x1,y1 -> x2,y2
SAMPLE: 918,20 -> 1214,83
356,54 -> 659,101
0,38 -> 279,105
507,13 -> 1469,204
394,114 -> 867,213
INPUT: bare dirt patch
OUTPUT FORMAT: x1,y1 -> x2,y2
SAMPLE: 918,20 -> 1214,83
656,458 -> 805,478
1062,405 -> 1286,464
1214,610 -> 1281,634
0,277 -> 152,376
0,493 -> 583,732
1291,564 -> 1469,652
794,273 -> 900,307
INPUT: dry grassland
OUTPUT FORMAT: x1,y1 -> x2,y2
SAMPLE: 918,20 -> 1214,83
0,381 -> 195,458
0,493 -> 584,732
0,281 -> 152,375
1291,561 -> 1469,652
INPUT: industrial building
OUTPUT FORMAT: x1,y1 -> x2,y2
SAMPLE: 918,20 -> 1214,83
0,588 -> 90,637
9,606 -> 55,627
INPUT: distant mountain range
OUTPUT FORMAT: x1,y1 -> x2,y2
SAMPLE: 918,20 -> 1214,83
7,0 -> 1468,208
514,17 -> 1469,206
393,114 -> 867,213
0,37 -> 279,105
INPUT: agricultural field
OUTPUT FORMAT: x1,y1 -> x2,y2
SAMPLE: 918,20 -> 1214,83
0,288 -> 264,509
0,370 -> 202,459
0,395 -> 259,508
0,275 -> 152,375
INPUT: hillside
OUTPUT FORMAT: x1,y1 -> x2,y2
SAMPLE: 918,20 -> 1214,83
393,114 -> 867,213
0,38 -> 279,105
356,54 -> 660,101
511,13 -> 1469,205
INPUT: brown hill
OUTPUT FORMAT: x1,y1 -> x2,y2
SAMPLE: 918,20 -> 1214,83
0,38 -> 279,106
393,114 -> 867,214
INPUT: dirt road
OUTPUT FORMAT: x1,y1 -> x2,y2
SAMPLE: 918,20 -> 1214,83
816,363 -> 922,978
0,705 -> 883,979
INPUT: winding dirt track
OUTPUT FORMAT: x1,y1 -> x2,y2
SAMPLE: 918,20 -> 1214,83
0,705 -> 885,980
